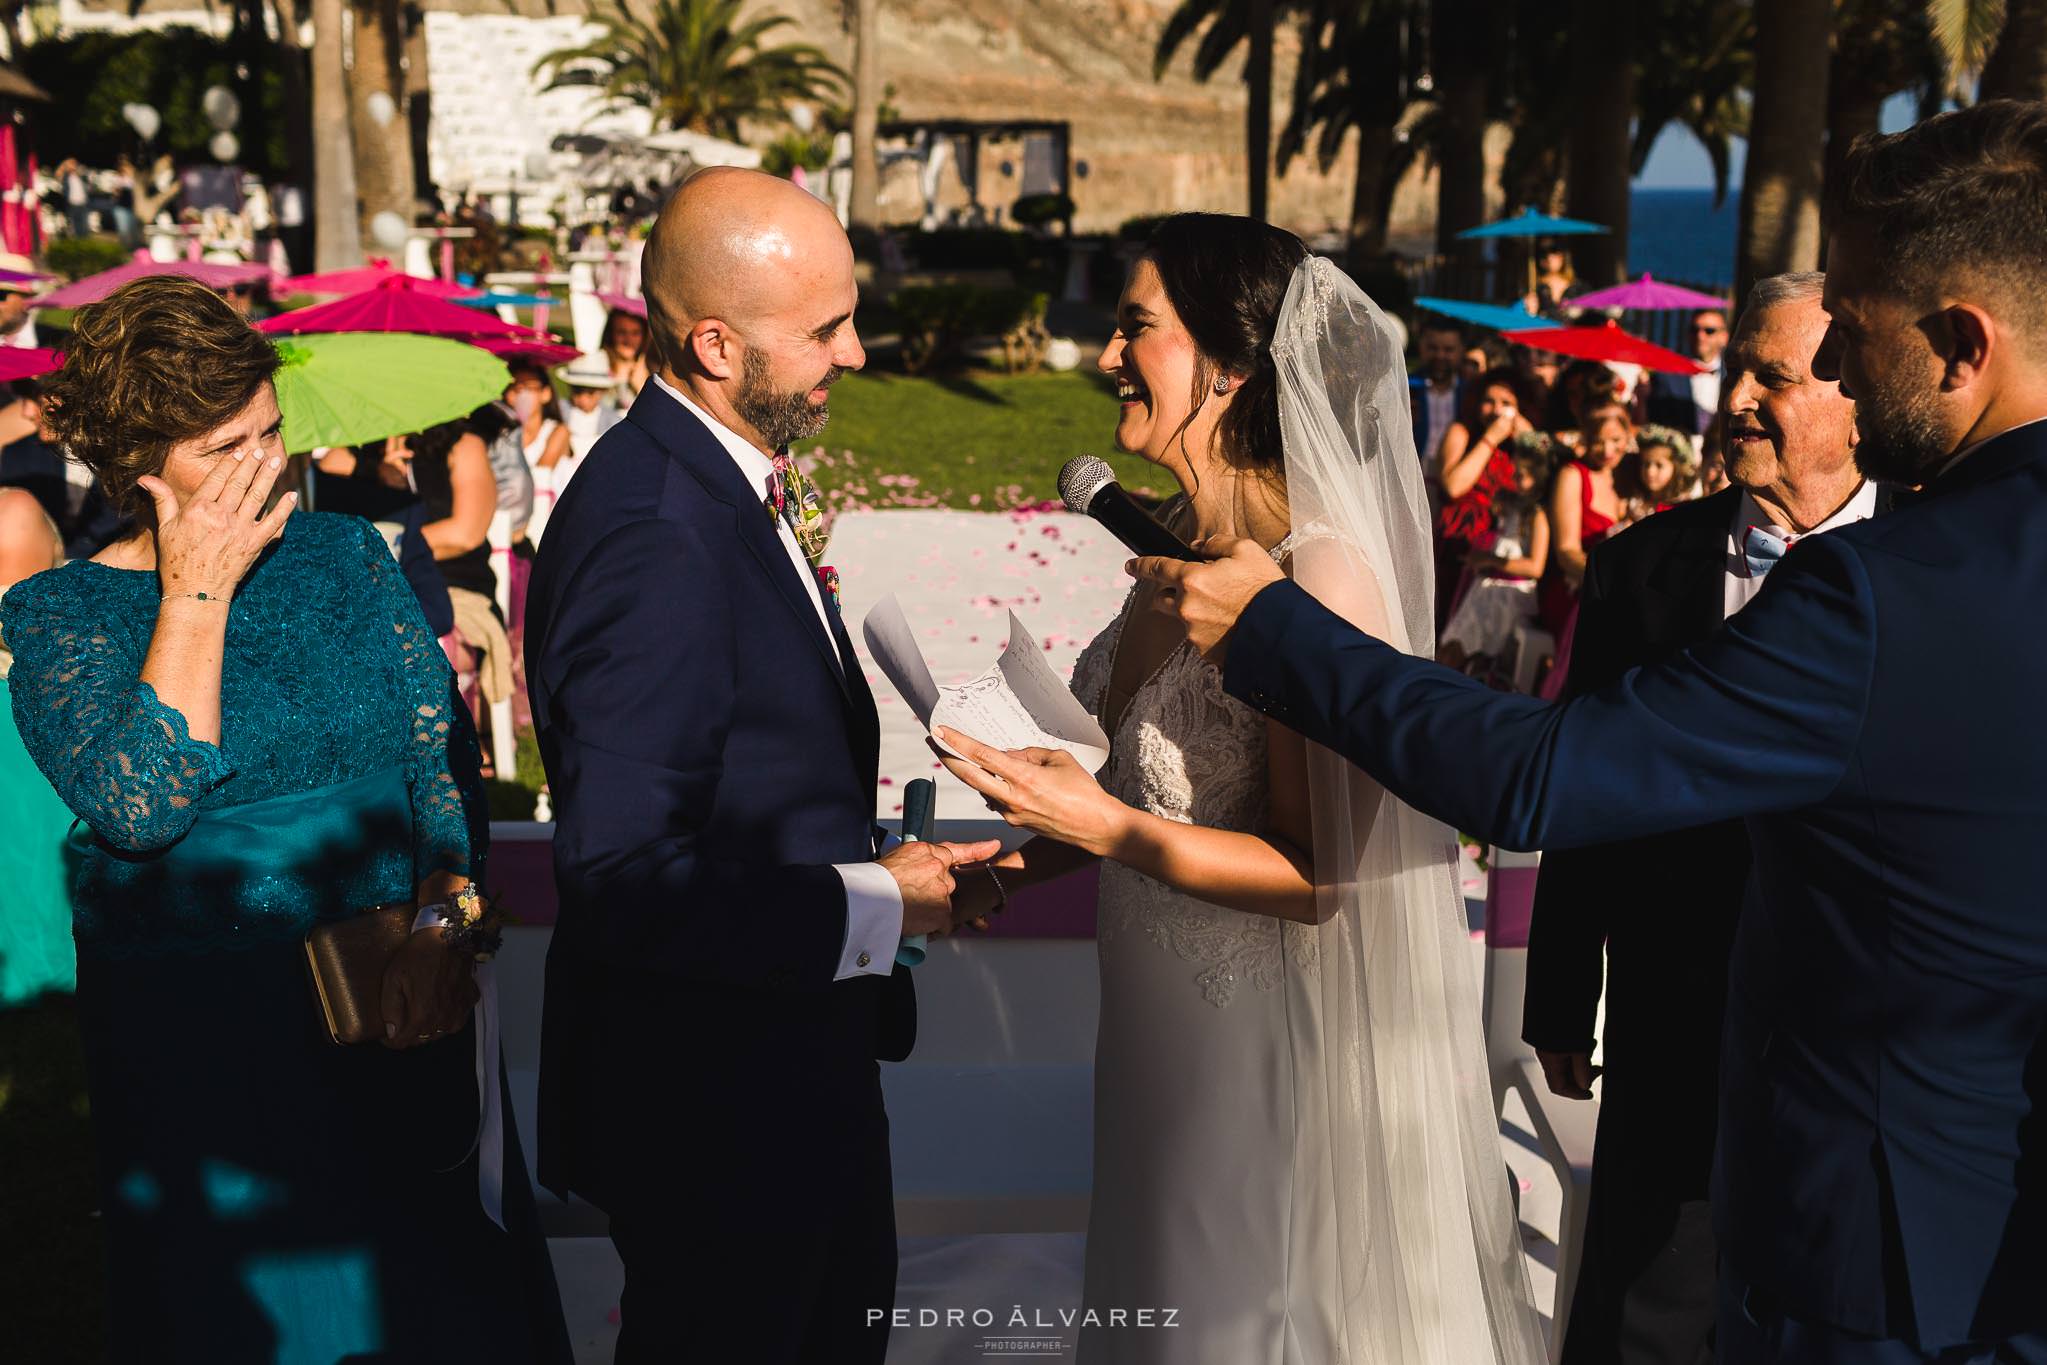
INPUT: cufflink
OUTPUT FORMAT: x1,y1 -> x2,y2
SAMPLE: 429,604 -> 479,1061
857,951 -> 872,968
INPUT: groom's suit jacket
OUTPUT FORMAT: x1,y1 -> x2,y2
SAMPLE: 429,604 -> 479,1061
1223,423 -> 2047,1347
525,381 -> 912,1214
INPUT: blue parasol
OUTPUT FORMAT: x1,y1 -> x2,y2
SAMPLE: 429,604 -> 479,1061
1458,206 -> 1611,240
454,291 -> 555,309
1414,297 -> 1563,334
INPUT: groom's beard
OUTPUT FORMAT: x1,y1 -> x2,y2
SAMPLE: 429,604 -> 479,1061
1852,367 -> 1951,486
736,349 -> 845,450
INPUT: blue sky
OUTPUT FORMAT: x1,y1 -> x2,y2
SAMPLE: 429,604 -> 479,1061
1634,90 -> 1923,189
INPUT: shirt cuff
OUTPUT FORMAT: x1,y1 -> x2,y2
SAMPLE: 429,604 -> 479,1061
833,860 -> 903,980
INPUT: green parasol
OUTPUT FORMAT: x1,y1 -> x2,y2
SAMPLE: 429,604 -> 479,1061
270,332 -> 511,455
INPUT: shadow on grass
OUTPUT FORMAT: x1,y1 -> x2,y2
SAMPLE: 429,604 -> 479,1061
929,372 -> 1010,406
0,994 -> 106,1365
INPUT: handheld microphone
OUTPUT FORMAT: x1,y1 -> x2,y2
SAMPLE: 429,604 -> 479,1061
1057,456 -> 1205,562
895,778 -> 937,968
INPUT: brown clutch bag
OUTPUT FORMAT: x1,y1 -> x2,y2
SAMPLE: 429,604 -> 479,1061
305,903 -> 416,1045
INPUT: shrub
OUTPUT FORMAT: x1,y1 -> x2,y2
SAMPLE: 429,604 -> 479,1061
44,235 -> 130,282
890,284 -> 1050,374
760,131 -> 833,177
1010,192 -> 1075,231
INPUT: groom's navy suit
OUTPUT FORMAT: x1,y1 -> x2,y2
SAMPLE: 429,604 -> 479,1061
1225,423 -> 2047,1358
526,382 -> 911,1363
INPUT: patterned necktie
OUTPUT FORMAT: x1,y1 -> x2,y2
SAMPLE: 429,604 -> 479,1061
1743,524 -> 1795,579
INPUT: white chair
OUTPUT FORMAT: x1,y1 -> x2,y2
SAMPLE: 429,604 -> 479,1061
1481,846 -> 1599,1359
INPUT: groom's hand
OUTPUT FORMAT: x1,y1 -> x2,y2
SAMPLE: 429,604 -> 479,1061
1129,537 -> 1284,666
880,838 -> 1004,939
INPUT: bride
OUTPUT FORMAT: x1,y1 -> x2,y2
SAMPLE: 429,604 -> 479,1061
938,214 -> 1545,1364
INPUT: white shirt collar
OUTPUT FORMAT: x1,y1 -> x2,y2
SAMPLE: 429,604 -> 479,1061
651,371 -> 776,490
1733,479 -> 1879,542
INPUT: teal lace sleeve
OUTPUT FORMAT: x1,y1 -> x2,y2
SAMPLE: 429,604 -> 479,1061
345,517 -> 486,886
0,578 -> 235,852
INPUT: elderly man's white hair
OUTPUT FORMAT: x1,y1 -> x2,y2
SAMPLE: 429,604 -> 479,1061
1742,271 -> 1826,320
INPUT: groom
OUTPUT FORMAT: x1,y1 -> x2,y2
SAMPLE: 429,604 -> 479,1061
1140,102 -> 2047,1363
525,169 -> 998,1363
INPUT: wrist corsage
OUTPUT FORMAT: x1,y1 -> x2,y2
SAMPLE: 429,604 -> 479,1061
414,883 -> 505,962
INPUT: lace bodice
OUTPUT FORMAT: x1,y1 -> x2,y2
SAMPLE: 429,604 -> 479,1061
0,512 -> 484,953
1069,535 -> 1318,1007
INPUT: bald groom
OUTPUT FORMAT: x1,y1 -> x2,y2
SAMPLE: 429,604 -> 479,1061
525,169 -> 998,1364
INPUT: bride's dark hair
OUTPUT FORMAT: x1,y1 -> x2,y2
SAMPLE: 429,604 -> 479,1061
1142,213 -> 1309,473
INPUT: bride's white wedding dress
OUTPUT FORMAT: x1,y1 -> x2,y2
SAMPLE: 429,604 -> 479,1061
1056,255 -> 1546,1365
1069,548 -> 1347,1365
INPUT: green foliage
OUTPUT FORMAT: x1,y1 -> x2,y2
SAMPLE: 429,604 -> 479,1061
760,130 -> 833,176
18,27 -> 289,179
1009,192 -> 1076,230
43,235 -> 129,282
1117,214 -> 1170,243
903,227 -> 1041,272
889,284 -> 1048,374
532,0 -> 846,137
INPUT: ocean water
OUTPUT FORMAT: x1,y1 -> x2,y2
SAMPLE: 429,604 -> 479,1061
1627,186 -> 1738,288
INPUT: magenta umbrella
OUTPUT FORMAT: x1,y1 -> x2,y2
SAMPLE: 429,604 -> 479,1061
277,258 -> 481,300
37,253 -> 275,309
475,337 -> 581,366
0,346 -> 62,382
257,275 -> 555,344
1566,272 -> 1728,313
597,293 -> 646,318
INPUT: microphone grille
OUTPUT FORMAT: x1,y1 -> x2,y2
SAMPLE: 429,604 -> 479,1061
1058,455 -> 1115,515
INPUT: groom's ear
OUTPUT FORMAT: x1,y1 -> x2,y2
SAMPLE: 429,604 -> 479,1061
682,317 -> 739,381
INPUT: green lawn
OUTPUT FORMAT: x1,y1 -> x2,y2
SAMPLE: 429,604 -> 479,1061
804,366 -> 1165,512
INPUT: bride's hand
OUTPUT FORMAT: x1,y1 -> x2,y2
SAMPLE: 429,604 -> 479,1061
934,728 -> 1134,858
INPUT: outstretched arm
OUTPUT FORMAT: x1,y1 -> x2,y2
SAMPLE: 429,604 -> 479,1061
1214,533 -> 1876,852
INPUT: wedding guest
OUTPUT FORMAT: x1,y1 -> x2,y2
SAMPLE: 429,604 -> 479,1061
1543,359 -> 1623,444
1696,414 -> 1730,496
1515,344 -> 1563,414
1409,316 -> 1468,468
0,253 -> 40,348
1524,270 -> 1883,1365
601,307 -> 651,401
1613,424 -> 1693,528
557,351 -> 622,467
0,487 -> 73,1007
1525,242 -> 1579,316
1439,432 -> 1554,677
1646,308 -> 1729,435
310,437 -> 456,639
1540,399 -> 1627,632
0,276 -> 569,1363
1461,338 -> 1494,384
1434,370 -> 1534,628
507,363 -> 568,548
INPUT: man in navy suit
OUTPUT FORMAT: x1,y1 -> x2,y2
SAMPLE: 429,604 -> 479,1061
1645,307 -> 1727,436
1136,102 -> 2047,1362
525,169 -> 999,1364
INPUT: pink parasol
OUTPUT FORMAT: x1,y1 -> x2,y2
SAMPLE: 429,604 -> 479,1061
1501,320 -> 1706,374
277,258 -> 481,300
1564,272 -> 1729,313
37,252 -> 275,309
257,275 -> 555,343
0,346 -> 62,382
474,337 -> 581,366
597,293 -> 647,318
0,123 -> 21,258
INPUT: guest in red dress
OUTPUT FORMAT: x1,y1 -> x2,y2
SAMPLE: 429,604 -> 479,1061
1540,399 -> 1628,634
1433,370 -> 1534,629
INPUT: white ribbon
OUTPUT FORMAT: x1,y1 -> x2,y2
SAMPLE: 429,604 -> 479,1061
413,906 -> 506,1232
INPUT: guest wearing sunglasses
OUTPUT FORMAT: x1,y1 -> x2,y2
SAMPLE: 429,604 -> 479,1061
1646,307 -> 1728,435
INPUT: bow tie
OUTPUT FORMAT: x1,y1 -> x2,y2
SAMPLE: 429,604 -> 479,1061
1743,524 -> 1796,578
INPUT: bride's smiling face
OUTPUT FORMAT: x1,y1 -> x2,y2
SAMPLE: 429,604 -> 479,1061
1098,258 -> 1216,471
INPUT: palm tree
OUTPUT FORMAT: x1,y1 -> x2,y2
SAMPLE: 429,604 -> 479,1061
348,0 -> 415,243
534,0 -> 847,139
1430,0 -> 1498,292
1561,0 -> 1637,286
1277,0 -> 1422,258
847,0 -> 881,228
311,0 -> 361,270
1734,0 -> 1831,309
1155,0 -> 1295,221
1630,0 -> 1752,208
1975,0 -> 2047,101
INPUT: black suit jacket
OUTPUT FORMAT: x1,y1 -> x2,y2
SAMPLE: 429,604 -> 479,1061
1521,490 -> 1750,1193
524,383 -> 912,1213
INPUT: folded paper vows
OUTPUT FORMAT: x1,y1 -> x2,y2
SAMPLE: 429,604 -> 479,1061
862,594 -> 1111,775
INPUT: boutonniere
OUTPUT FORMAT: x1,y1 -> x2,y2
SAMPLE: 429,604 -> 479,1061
769,451 -> 832,567
817,564 -> 841,613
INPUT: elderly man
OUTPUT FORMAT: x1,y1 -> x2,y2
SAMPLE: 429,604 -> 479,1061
1140,101 -> 2047,1363
525,169 -> 997,1364
1524,272 -> 1889,1365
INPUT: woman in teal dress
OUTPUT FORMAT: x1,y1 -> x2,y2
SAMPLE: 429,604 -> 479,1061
0,487 -> 76,1005
0,277 -> 570,1362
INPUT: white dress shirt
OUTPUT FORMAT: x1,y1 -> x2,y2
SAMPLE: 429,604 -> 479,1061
653,374 -> 904,980
1723,480 -> 1880,619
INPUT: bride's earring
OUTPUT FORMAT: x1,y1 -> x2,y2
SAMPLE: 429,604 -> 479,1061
1213,375 -> 1232,395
